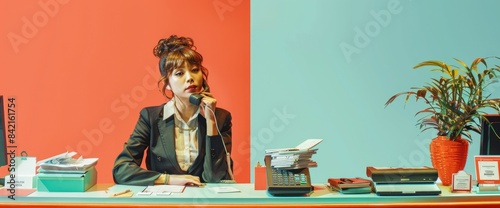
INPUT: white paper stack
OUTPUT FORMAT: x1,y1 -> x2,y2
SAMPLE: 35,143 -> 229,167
265,139 -> 322,170
36,152 -> 98,173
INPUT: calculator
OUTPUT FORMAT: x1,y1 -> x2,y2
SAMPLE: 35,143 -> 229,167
265,155 -> 313,196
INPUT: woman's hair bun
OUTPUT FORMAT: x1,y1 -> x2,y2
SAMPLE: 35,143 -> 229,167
153,35 -> 194,58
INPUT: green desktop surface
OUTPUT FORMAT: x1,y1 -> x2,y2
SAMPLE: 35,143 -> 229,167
0,183 -> 499,206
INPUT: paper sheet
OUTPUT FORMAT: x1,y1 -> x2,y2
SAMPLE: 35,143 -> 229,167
140,185 -> 186,194
209,186 -> 241,193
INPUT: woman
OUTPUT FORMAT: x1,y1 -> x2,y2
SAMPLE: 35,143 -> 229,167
112,35 -> 233,186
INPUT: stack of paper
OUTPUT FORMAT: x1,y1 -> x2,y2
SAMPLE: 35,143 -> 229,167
265,139 -> 322,169
35,151 -> 99,192
36,152 -> 98,173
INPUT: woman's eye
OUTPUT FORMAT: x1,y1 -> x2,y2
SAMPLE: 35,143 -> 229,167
174,71 -> 183,76
192,68 -> 199,73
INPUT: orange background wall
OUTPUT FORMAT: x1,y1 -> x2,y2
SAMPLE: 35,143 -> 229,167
0,0 -> 250,183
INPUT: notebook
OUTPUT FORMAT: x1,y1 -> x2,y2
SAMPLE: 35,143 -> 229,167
374,183 -> 441,196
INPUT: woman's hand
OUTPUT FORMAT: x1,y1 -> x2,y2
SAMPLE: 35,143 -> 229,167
169,174 -> 202,186
199,92 -> 216,121
199,92 -> 219,136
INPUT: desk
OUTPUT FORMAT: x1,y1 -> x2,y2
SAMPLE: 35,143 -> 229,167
1,183 -> 500,208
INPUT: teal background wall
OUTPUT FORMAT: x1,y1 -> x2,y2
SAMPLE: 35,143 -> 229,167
251,0 -> 500,183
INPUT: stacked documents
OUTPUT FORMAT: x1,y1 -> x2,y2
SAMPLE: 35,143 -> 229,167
265,139 -> 322,169
266,149 -> 318,169
35,151 -> 99,192
36,151 -> 98,173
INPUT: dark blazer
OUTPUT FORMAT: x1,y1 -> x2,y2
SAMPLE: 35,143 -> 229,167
112,104 -> 232,186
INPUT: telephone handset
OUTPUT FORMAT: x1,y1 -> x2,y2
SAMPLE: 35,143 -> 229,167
189,80 -> 210,106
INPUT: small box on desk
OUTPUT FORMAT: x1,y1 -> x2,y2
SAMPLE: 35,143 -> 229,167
36,167 -> 97,192
254,165 -> 267,190
4,156 -> 37,189
4,174 -> 36,189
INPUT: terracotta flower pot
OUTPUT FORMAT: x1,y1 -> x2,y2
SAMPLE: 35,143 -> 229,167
429,136 -> 469,186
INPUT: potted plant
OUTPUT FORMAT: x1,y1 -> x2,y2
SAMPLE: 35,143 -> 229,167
385,57 -> 500,186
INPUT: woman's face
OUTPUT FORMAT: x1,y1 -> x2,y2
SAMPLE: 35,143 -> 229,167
168,62 -> 204,99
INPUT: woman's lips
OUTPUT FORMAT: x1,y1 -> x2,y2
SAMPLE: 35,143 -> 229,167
185,85 -> 197,91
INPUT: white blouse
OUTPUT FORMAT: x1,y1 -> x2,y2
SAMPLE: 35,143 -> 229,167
163,99 -> 200,172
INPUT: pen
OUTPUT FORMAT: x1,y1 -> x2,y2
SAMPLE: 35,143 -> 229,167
113,189 -> 131,196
